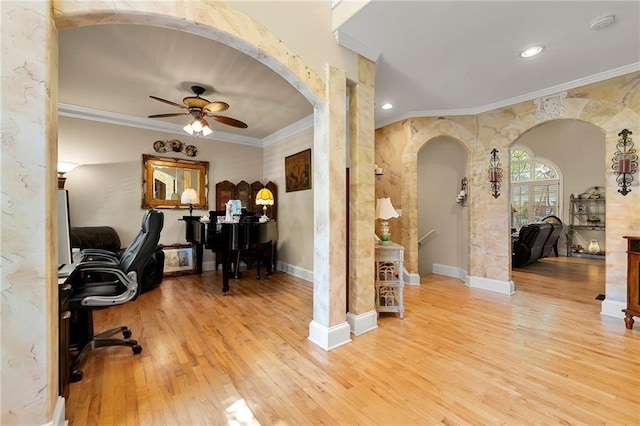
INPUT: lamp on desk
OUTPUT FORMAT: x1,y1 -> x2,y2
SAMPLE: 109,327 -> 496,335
181,188 -> 198,216
57,161 -> 79,189
255,187 -> 274,222
376,197 -> 399,244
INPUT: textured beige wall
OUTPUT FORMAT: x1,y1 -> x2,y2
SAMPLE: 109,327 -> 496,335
263,127 -> 314,273
376,72 -> 640,302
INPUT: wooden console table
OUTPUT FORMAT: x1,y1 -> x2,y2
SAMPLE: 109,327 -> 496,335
623,236 -> 640,329
375,242 -> 404,319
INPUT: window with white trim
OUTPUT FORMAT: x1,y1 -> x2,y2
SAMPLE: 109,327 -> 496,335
510,146 -> 561,230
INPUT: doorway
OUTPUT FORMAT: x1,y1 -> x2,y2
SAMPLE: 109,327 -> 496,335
509,119 -> 606,300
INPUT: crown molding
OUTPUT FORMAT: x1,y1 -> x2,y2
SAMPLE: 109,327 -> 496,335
58,103 -> 264,147
333,30 -> 380,62
262,114 -> 314,147
375,62 -> 640,129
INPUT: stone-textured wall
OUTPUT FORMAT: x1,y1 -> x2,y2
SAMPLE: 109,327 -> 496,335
376,72 -> 640,301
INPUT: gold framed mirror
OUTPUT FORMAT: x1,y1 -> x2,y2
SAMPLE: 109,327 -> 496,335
142,154 -> 209,209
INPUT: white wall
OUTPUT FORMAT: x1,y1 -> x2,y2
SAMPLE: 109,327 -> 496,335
417,137 -> 468,276
515,119 -> 605,252
264,126 -> 314,275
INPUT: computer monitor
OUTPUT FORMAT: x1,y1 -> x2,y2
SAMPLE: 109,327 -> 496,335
57,189 -> 73,267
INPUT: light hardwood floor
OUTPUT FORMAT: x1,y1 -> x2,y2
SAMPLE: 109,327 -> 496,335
66,257 -> 640,425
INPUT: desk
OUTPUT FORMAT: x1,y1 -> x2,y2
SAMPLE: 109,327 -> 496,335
375,242 -> 404,319
58,252 -> 81,398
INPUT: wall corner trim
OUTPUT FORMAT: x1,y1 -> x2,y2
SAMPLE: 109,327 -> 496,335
468,276 -> 515,295
600,299 -> 625,319
347,310 -> 378,335
308,320 -> 352,351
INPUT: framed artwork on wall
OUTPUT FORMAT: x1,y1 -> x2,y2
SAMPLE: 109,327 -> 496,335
285,148 -> 312,192
162,244 -> 196,276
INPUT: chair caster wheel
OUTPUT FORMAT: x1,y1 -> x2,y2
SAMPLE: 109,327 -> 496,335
132,345 -> 142,355
70,370 -> 83,383
123,330 -> 132,338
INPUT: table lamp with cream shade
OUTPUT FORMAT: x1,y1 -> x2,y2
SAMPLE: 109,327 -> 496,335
376,197 -> 399,244
57,161 -> 79,189
181,188 -> 198,216
255,187 -> 274,221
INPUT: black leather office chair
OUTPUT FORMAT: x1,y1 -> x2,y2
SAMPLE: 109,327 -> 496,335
68,209 -> 164,382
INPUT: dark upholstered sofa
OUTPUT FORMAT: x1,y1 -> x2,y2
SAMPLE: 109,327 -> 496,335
70,226 -> 122,253
512,221 -> 563,268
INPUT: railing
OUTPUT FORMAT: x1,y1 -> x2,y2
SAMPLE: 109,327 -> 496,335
418,230 -> 435,248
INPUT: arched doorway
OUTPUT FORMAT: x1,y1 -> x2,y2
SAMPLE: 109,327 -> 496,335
508,119 -> 606,301
417,136 -> 469,281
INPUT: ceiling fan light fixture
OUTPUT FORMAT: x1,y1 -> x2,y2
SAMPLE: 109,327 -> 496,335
201,121 -> 213,136
184,118 -> 212,137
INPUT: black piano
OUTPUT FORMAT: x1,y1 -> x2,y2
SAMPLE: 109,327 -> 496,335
182,213 -> 278,294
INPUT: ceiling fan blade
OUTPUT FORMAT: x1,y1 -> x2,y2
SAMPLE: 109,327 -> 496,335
203,101 -> 229,113
149,95 -> 188,109
148,112 -> 189,118
210,115 -> 248,129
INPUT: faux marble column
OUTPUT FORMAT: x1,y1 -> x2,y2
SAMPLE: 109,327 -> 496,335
347,56 -> 376,333
309,65 -> 350,350
1,1 -> 59,424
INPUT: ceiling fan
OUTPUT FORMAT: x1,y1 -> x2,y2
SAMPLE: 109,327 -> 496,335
148,85 -> 247,135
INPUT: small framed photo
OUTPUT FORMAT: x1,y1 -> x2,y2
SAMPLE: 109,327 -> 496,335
162,244 -> 195,276
285,148 -> 311,192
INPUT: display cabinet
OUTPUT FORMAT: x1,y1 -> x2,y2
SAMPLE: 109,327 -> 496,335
623,236 -> 640,329
567,186 -> 605,259
375,242 -> 404,319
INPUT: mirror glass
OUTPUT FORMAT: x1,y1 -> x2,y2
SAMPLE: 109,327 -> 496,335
142,154 -> 209,209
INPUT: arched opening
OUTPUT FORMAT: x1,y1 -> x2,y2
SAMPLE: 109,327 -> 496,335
417,136 -> 469,280
509,119 -> 606,302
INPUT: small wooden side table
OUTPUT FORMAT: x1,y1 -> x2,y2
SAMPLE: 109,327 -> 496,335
375,242 -> 404,319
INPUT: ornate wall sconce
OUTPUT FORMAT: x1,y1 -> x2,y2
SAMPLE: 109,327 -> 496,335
612,129 -> 637,196
456,177 -> 468,206
488,148 -> 503,198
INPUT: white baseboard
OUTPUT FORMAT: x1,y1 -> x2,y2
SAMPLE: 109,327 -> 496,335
403,267 -> 420,285
43,396 -> 67,426
346,310 -> 378,335
276,261 -> 313,282
433,263 -> 469,284
600,298 -> 625,318
202,260 -> 314,283
468,276 -> 515,295
308,320 -> 352,351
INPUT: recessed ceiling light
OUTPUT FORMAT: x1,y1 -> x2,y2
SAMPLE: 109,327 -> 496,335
381,103 -> 394,110
520,46 -> 544,58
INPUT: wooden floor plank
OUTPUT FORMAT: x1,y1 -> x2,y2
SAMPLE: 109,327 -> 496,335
66,259 -> 640,425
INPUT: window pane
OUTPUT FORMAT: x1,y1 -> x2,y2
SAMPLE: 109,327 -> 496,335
511,185 -> 529,229
534,161 -> 557,180
511,149 -> 529,161
510,162 -> 530,182
533,184 -> 558,220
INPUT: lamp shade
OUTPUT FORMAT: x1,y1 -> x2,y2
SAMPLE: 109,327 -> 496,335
255,188 -> 274,206
57,161 -> 79,176
376,197 -> 399,220
181,188 -> 198,204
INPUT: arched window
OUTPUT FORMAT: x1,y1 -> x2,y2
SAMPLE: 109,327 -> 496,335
510,146 -> 562,230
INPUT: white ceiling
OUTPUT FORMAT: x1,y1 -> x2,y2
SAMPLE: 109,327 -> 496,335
59,1 -> 640,142
337,1 -> 640,127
